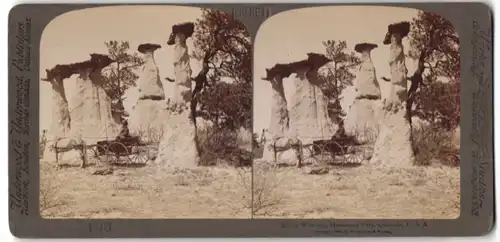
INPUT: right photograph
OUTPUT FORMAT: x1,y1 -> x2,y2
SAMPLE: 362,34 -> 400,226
252,6 -> 460,218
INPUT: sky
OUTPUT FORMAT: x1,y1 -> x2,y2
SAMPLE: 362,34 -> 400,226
40,6 -> 205,131
253,6 -> 422,134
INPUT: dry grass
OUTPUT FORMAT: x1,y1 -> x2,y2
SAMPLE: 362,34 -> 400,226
252,161 -> 460,219
251,163 -> 290,216
133,124 -> 165,145
39,159 -> 251,219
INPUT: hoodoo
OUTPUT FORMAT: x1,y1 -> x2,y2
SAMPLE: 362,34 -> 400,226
344,42 -> 382,144
156,22 -> 200,168
288,53 -> 338,145
371,21 -> 415,167
69,54 -> 119,144
128,43 -> 169,138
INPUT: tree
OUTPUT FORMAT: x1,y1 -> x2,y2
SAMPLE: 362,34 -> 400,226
320,40 -> 361,126
407,11 -> 460,130
191,9 -> 252,130
101,41 -> 144,121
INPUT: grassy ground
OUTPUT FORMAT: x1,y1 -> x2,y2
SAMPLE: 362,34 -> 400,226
40,155 -> 252,219
252,159 -> 460,219
40,147 -> 459,219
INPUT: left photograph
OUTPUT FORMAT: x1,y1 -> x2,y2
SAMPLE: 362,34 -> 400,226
39,6 -> 253,218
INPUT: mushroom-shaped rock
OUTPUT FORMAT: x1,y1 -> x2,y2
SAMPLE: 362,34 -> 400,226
128,43 -> 167,136
382,21 -> 410,111
344,42 -> 382,144
69,54 -> 119,143
136,43 -> 165,100
354,43 -> 378,53
371,21 -> 414,167
167,22 -> 195,45
156,22 -> 200,168
168,22 -> 195,105
138,43 -> 161,54
383,21 -> 410,45
287,53 -> 337,145
353,42 -> 381,99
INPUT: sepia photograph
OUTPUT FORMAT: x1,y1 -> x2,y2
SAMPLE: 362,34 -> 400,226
252,6 -> 460,218
39,6 -> 253,218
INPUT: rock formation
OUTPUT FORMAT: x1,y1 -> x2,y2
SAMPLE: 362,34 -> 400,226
262,64 -> 292,140
344,43 -> 382,144
69,54 -> 119,144
371,21 -> 415,167
156,22 -> 200,168
42,64 -> 74,139
288,53 -> 338,144
166,22 -> 195,106
137,43 -> 165,100
128,43 -> 168,138
260,64 -> 293,161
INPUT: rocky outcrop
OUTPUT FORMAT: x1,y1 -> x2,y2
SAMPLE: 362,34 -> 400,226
262,64 -> 292,140
371,22 -> 415,167
288,53 -> 338,145
137,43 -> 165,100
69,54 -> 119,144
155,22 -> 200,168
260,64 -> 293,161
43,65 -> 73,139
155,104 -> 200,168
345,43 -> 382,144
167,22 -> 195,105
128,43 -> 167,137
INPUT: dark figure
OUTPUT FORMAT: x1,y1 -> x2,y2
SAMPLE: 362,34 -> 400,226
116,120 -> 130,141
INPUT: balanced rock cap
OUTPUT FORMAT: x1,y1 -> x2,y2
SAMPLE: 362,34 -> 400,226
43,64 -> 74,81
383,21 -> 411,45
262,63 -> 293,80
306,52 -> 332,68
89,53 -> 116,68
354,43 -> 378,53
167,22 -> 195,45
138,43 -> 162,53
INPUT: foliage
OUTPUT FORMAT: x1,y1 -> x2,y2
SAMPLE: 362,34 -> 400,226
101,41 -> 144,119
191,9 -> 252,131
413,78 -> 460,130
192,9 -> 252,85
320,40 -> 361,120
408,11 -> 460,130
197,126 -> 253,167
198,80 -> 252,130
412,124 -> 460,167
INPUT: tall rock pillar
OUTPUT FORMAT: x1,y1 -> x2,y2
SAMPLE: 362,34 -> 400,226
371,22 -> 415,167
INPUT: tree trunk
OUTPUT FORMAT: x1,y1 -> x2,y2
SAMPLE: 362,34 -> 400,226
406,25 -> 436,128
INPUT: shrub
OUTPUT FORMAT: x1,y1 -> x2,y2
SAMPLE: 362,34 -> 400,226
411,124 -> 459,167
196,127 -> 252,167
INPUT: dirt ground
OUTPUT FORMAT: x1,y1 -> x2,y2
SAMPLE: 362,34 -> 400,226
40,156 -> 252,219
252,159 -> 460,219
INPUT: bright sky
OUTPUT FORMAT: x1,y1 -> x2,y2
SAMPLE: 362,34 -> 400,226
40,6 -> 205,131
253,6 -> 422,134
